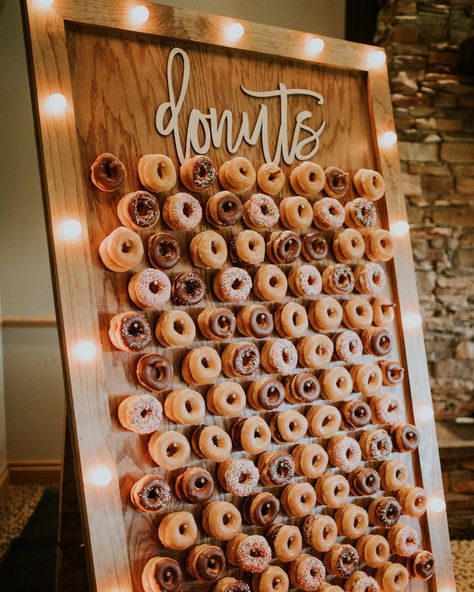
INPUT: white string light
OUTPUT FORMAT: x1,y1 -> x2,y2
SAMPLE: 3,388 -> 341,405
416,405 -> 434,422
37,0 -> 54,6
403,312 -> 422,329
306,37 -> 325,55
129,5 -> 149,25
73,340 -> 97,362
368,50 -> 386,68
88,465 -> 112,487
225,22 -> 245,42
380,130 -> 398,148
45,93 -> 67,114
427,496 -> 446,513
59,219 -> 82,240
391,220 -> 409,236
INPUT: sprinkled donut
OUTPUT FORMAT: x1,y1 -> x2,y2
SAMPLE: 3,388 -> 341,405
218,458 -> 259,497
91,152 -> 126,191
354,262 -> 386,295
222,342 -> 260,377
322,264 -> 355,295
130,474 -> 171,512
313,197 -> 345,230
257,163 -> 285,195
243,193 -> 280,229
360,429 -> 393,462
324,166 -> 349,198
258,451 -> 295,487
334,330 -> 363,364
206,191 -> 243,227
327,435 -> 362,472
148,233 -> 180,270
171,271 -> 206,306
289,162 -> 325,197
288,264 -> 322,298
128,268 -> 171,309
219,157 -> 256,194
180,155 -> 217,192
324,543 -> 359,578
117,191 -> 160,230
99,226 -> 144,272
261,339 -> 298,376
266,230 -> 301,264
289,554 -> 326,592
345,198 -> 377,229
136,354 -> 173,393
226,534 -> 272,573
163,193 -> 202,230
118,394 -> 162,434
213,267 -> 252,302
138,153 -> 177,193
353,168 -> 385,201
302,232 -> 328,261
108,312 -> 152,352
141,557 -> 182,592
368,496 -> 401,528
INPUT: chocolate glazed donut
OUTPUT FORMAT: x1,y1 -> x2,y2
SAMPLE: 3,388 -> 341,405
223,582 -> 251,592
362,328 -> 393,356
302,232 -> 328,261
174,467 -> 214,504
136,354 -> 173,392
405,550 -> 435,580
371,496 -> 401,527
348,467 -> 380,496
325,166 -> 349,197
251,377 -> 285,410
187,545 -> 225,582
208,309 -> 236,340
148,233 -> 180,270
121,314 -> 152,351
242,492 -> 280,527
152,558 -> 182,592
267,231 -> 301,264
90,152 -> 126,191
230,342 -> 260,376
206,191 -> 243,227
247,305 -> 274,338
285,372 -> 320,403
171,271 -> 206,305
380,360 -> 405,385
390,423 -> 420,452
340,399 -> 372,429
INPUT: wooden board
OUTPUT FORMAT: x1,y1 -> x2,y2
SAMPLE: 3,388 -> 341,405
22,2 -> 455,592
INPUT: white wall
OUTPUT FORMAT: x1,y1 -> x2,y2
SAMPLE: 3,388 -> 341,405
0,0 -> 345,465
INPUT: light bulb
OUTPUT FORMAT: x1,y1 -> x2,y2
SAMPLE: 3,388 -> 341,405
88,465 -> 112,487
37,0 -> 54,7
226,22 -> 244,42
403,312 -> 422,329
73,340 -> 97,362
45,93 -> 67,114
306,37 -> 324,55
59,219 -> 82,240
129,5 -> 149,25
380,131 -> 397,148
417,405 -> 434,421
427,496 -> 446,513
368,50 -> 386,68
391,220 -> 409,236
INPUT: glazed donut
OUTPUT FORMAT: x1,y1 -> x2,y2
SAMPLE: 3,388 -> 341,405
375,563 -> 409,592
396,485 -> 427,518
324,544 -> 359,578
348,467 -> 380,497
279,196 -> 313,230
387,522 -> 419,557
191,425 -> 232,462
258,451 -> 295,487
284,372 -> 320,404
242,492 -> 279,528
332,228 -> 365,263
206,191 -> 243,227
340,399 -> 372,430
155,310 -> 195,347
148,233 -> 180,270
350,363 -> 383,397
365,229 -> 395,262
148,430 -> 190,470
198,307 -> 236,342
237,305 -> 274,339
233,417 -> 272,454
202,501 -> 242,541
174,467 -> 214,504
90,152 -> 126,191
243,194 -> 279,229
171,271 -> 206,306
164,388 -> 206,425
253,264 -> 287,301
163,193 -> 202,230
206,382 -> 246,417
130,474 -> 171,512
252,566 -> 289,592
361,327 -> 393,356
219,157 -> 256,194
354,262 -> 386,295
345,571 -> 380,592
190,231 -> 228,269
334,504 -> 369,539
108,312 -> 152,352
266,230 -> 301,264
370,395 -> 401,425
128,268 -> 171,310
302,514 -> 337,552
257,163 -> 285,195
379,360 -> 404,386
138,153 -> 176,193
141,557 -> 182,592
343,296 -> 373,330
316,473 -> 350,508
359,429 -> 393,462
274,302 -> 308,338
214,579 -> 250,592
117,191 -> 160,230
302,232 -> 329,261
297,334 -> 334,369
356,535 -> 391,569
404,550 -> 435,580
292,443 -> 328,478
290,162 -> 325,197
270,409 -> 308,443
372,297 -> 396,327
322,264 -> 355,295
180,155 -> 217,192
158,511 -> 198,550
345,198 -> 377,229
327,435 -> 362,472
217,458 -> 259,497
288,264 -> 322,298
324,166 -> 349,198
390,423 -> 419,453
307,404 -> 341,438
353,168 -> 385,201
379,459 -> 409,491
267,524 -> 303,562
181,346 -> 221,386
320,584 -> 344,592
186,544 -> 225,582
313,197 -> 345,230
99,226 -> 143,272
229,230 -> 265,267
368,496 -> 401,528
222,342 -> 260,378
334,331 -> 363,364
136,354 -> 173,393
281,481 -> 317,517
308,298 -> 343,332
118,395 -> 162,434
289,555 -> 326,592
320,366 -> 353,401
247,377 -> 285,411
226,534 -> 271,573
213,267 -> 252,302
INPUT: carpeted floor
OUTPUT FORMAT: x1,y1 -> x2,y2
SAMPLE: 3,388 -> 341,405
1,485 -> 473,591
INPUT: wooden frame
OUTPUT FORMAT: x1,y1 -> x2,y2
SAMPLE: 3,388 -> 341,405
22,1 -> 454,591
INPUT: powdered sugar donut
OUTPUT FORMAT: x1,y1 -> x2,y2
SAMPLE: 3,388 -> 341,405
243,194 -> 280,230
163,193 -> 202,230
128,268 -> 171,309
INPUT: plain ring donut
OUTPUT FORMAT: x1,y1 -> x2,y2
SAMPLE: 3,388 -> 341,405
219,157 -> 256,194
257,163 -> 285,195
289,162 -> 325,197
353,168 -> 386,201
138,153 -> 176,192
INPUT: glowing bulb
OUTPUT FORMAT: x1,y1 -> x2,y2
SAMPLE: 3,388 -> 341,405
307,37 -> 325,55
403,312 -> 422,329
380,131 -> 398,148
417,405 -> 434,421
427,496 -> 446,513
37,0 -> 54,7
226,22 -> 244,42
73,340 -> 97,362
59,219 -> 82,240
368,50 -> 386,68
88,465 -> 112,487
129,5 -> 149,25
391,220 -> 409,236
45,93 -> 67,114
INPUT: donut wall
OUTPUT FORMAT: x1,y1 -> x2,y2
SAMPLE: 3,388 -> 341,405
23,2 -> 454,592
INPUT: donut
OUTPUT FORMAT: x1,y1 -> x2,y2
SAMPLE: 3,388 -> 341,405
186,544 -> 225,582
356,535 -> 390,569
288,264 -> 322,298
206,382 -> 246,417
164,388 -> 206,424
292,443 -> 328,478
257,163 -> 286,195
353,168 -> 385,201
396,485 -> 427,518
108,312 -> 152,352
202,501 -> 241,541
315,473 -> 350,508
343,296 -> 373,330
379,459 -> 409,491
334,330 -> 363,364
99,226 -> 143,272
302,232 -> 329,261
214,579 -> 250,592
148,430 -> 190,470
327,435 -> 362,472
229,230 -> 265,267
390,423 -> 419,453
267,524 -> 303,562
181,347 -> 221,386
345,198 -> 377,229
284,372 -> 320,404
320,366 -> 353,401
118,394 -> 162,434
141,557 -> 182,592
163,193 -> 202,230
213,267 -> 252,302
236,305 -> 274,339
243,194 -> 280,229
387,522 -> 419,557
136,354 -> 173,393
253,265 -> 288,301
372,297 -> 396,327
350,364 -> 383,397
289,162 -> 325,197
219,157 -> 256,194
308,298 -> 343,332
289,555 -> 326,592
354,262 -> 386,295
191,425 -> 232,462
370,395 -> 401,425
379,360 -> 404,386
368,496 -> 401,528
280,481 -> 317,517
340,399 -> 372,430
361,327 -> 393,356
365,229 -> 394,262
130,474 -> 171,512
313,197 -> 345,230
320,584 -> 344,592
247,377 -> 285,411
171,271 -> 206,306
324,166 -> 349,198
324,544 -> 359,579
274,302 -> 308,338
158,511 -> 198,550
90,152 -> 126,191
155,310 -> 196,347
258,451 -> 295,487
222,342 -> 260,377
218,458 -> 259,496
270,410 -> 307,443
404,550 -> 435,580
374,562 -> 409,592
279,196 -> 313,230
190,230 -> 228,269
307,404 -> 341,438
261,339 -> 298,376
322,264 -> 355,295
360,429 -> 393,462
138,153 -> 177,193
198,307 -> 236,342
128,268 -> 171,309
302,514 -> 337,552
242,492 -> 280,527
226,534 -> 272,573
117,191 -> 160,230
348,467 -> 380,496
174,467 -> 214,504
297,334 -> 334,369
334,504 -> 369,539
345,571 -> 380,592
148,233 -> 180,270
332,228 -> 365,263
206,191 -> 243,227
252,566 -> 289,592
266,230 -> 302,264
180,155 -> 217,192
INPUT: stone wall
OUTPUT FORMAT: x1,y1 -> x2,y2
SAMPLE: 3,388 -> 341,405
375,0 -> 474,419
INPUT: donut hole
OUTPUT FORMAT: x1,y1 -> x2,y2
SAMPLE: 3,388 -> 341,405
210,241 -> 218,254
232,278 -> 243,290
207,558 -> 217,569
272,578 -> 281,589
249,240 -> 256,251
239,167 -> 247,175
242,351 -> 256,368
218,315 -> 230,330
163,569 -> 175,585
159,242 -> 171,256
309,567 -> 318,578
415,496 -> 425,507
140,407 -> 152,419
201,357 -> 210,369
166,442 -> 178,457
152,364 -> 166,381
185,400 -> 193,413
349,341 -> 358,353
226,393 -> 236,405
322,415 -> 332,427
394,574 -> 401,584
269,275 -> 279,287
149,280 -> 161,294
386,504 -> 399,519
254,429 -> 262,439
223,201 -> 234,212
336,378 -> 345,389
260,204 -> 269,216
239,472 -> 250,484
355,406 -> 366,418
198,164 -> 208,179
307,274 -> 317,286
292,312 -> 300,325
122,240 -> 132,253
195,477 -> 207,489
276,460 -> 291,479
289,421 -> 297,432
262,502 -> 272,516
183,203 -> 193,218
376,544 -> 384,555
129,321 -> 146,336
250,547 -> 264,558
173,320 -> 185,334
223,513 -> 231,525
298,204 -> 306,216
388,402 -> 398,412
304,380 -> 314,393
212,435 -> 220,447
356,306 -> 364,316
147,487 -> 160,501
282,349 -> 292,364
328,307 -> 337,318
267,386 -> 281,404
185,279 -> 199,295
257,313 -> 268,326
329,206 -> 337,216
322,526 -> 331,538
137,199 -> 152,217
178,523 -> 187,534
